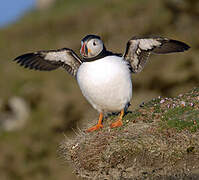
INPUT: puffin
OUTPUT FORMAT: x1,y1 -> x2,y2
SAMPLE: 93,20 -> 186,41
13,35 -> 190,132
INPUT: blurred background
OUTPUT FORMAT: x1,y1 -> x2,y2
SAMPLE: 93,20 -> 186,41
0,0 -> 198,179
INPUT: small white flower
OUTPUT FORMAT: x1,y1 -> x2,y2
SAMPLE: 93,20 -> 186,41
160,99 -> 165,104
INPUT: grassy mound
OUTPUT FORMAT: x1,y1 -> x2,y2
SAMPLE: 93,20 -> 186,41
60,88 -> 199,179
0,0 -> 199,179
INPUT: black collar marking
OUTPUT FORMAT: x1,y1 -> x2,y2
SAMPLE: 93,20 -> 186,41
82,48 -> 122,62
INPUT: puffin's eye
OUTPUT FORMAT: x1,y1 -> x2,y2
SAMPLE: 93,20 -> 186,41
93,41 -> 96,46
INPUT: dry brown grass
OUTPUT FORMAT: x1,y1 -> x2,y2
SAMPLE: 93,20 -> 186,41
60,88 -> 199,179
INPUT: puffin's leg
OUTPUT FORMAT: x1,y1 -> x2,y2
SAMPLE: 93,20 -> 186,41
110,109 -> 124,128
86,112 -> 103,132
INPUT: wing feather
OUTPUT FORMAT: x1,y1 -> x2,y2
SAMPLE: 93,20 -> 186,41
13,48 -> 82,76
123,37 -> 190,73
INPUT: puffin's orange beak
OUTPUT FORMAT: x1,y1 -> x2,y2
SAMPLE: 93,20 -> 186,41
81,42 -> 89,57
81,43 -> 85,56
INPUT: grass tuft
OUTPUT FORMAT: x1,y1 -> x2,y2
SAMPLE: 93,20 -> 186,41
59,88 -> 199,179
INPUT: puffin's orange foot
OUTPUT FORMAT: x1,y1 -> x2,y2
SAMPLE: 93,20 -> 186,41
86,124 -> 103,132
110,109 -> 124,128
86,112 -> 103,133
110,119 -> 123,128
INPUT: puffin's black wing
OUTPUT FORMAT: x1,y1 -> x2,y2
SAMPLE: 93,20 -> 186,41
13,48 -> 82,76
123,37 -> 190,73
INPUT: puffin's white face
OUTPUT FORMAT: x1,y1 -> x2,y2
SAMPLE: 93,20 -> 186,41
80,38 -> 104,59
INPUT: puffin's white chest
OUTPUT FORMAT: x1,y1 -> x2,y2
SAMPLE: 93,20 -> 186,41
76,56 -> 132,112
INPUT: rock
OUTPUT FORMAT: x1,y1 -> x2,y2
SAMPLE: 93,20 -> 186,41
0,97 -> 30,132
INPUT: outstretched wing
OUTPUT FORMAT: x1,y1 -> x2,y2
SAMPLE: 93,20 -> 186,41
123,37 -> 190,73
13,48 -> 82,76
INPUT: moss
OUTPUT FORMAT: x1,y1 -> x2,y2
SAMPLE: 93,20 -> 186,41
161,106 -> 199,132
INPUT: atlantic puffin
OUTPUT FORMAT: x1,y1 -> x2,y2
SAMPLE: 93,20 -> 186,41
13,35 -> 190,132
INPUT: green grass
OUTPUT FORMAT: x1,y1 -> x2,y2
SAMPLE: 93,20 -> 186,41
161,106 -> 199,132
